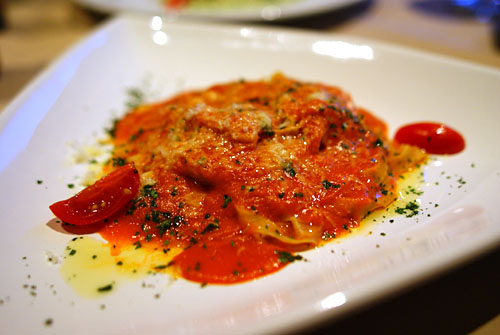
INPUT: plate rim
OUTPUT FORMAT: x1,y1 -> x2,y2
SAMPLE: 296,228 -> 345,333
72,0 -> 371,22
1,14 -> 500,335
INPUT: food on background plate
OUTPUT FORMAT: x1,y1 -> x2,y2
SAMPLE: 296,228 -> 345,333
165,0 -> 297,10
51,73 -> 430,285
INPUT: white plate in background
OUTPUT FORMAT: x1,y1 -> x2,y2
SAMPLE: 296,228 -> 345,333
0,14 -> 500,334
73,0 -> 363,21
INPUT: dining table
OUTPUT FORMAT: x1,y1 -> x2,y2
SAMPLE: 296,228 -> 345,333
0,0 -> 499,334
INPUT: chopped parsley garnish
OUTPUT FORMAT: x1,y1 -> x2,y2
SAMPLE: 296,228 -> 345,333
112,157 -> 126,167
97,284 -> 113,292
395,201 -> 420,217
129,128 -> 144,142
106,118 -> 119,138
126,88 -> 145,110
322,231 -> 336,240
142,184 -> 159,198
201,222 -> 220,235
170,187 -> 178,196
275,250 -> 303,264
222,194 -> 232,208
282,161 -> 296,177
322,180 -> 340,190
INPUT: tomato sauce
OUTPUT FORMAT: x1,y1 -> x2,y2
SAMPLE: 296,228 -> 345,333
395,122 -> 465,155
91,74 -> 428,284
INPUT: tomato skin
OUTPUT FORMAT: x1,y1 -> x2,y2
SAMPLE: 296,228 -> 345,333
49,163 -> 140,225
395,122 -> 465,155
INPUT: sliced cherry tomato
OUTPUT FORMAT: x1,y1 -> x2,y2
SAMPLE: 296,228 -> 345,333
49,163 -> 140,225
394,122 -> 465,155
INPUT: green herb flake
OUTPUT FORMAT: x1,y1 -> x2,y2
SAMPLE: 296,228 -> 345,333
67,183 -> 74,189
106,118 -> 119,138
275,250 -> 303,264
129,128 -> 144,142
322,180 -> 340,190
170,187 -> 178,197
282,161 -> 296,177
322,231 -> 336,240
68,249 -> 77,256
222,194 -> 232,208
97,284 -> 113,293
112,157 -> 126,167
201,222 -> 220,235
36,180 -> 43,185
395,201 -> 420,217
126,88 -> 145,110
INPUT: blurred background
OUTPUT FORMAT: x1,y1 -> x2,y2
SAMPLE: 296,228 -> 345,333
1,0 -> 499,110
0,0 -> 499,334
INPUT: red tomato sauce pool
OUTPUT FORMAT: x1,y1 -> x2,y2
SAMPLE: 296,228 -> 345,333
395,122 -> 465,155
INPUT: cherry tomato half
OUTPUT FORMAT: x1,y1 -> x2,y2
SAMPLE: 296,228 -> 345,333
49,163 -> 140,225
394,122 -> 465,155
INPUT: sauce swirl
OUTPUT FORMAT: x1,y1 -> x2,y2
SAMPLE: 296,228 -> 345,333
395,122 -> 465,155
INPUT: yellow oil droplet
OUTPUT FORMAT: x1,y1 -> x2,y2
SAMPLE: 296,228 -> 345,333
60,236 -> 182,297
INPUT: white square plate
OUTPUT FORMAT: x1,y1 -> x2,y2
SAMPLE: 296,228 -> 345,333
1,15 -> 499,334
